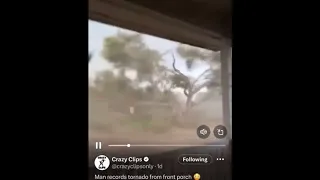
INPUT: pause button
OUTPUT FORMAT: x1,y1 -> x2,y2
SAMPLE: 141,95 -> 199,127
95,142 -> 102,149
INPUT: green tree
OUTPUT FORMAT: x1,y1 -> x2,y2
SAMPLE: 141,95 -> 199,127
102,31 -> 162,82
169,44 -> 221,115
89,53 -> 92,62
92,31 -> 174,104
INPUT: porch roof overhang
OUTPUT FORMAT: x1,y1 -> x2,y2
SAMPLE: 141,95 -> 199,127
89,0 -> 231,51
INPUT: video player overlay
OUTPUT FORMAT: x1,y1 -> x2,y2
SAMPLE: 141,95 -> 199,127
89,138 -> 232,180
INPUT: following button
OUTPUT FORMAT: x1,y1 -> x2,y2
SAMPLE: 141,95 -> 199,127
178,154 -> 213,165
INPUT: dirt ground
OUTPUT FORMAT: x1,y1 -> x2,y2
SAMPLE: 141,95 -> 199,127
89,96 -> 225,155
89,121 -> 224,156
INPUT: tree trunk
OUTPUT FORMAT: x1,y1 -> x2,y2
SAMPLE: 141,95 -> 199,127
119,68 -> 126,78
184,95 -> 193,121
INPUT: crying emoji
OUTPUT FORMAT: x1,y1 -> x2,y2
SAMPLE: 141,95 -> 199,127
193,173 -> 201,180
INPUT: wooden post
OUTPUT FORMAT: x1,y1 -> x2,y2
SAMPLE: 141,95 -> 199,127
129,106 -> 135,114
220,45 -> 232,139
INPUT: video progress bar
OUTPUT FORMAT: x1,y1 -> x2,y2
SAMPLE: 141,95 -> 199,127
108,144 -> 226,147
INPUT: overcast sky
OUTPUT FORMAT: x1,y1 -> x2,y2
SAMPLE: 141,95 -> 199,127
88,20 -> 212,78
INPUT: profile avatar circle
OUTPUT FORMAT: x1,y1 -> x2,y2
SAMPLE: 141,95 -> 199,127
94,155 -> 110,170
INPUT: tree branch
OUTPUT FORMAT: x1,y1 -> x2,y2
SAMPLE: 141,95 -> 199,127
191,81 -> 212,96
172,53 -> 192,96
190,68 -> 211,90
184,88 -> 189,96
172,54 -> 189,79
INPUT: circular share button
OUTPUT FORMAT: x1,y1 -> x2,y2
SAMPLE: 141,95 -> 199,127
213,125 -> 228,139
